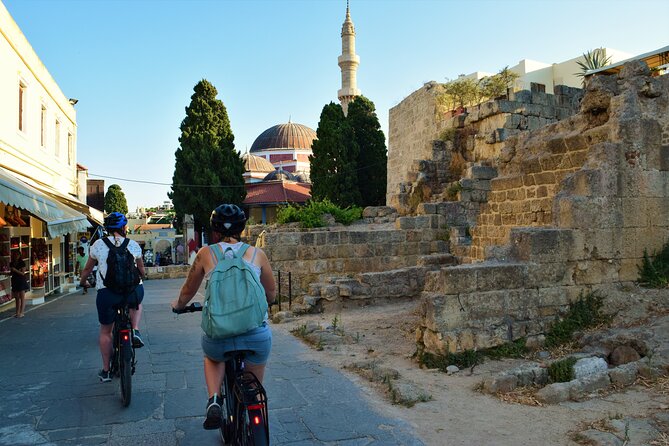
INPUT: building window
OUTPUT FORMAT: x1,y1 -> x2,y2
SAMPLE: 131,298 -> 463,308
18,81 -> 27,131
67,132 -> 73,165
531,82 -> 546,93
55,119 -> 61,157
40,105 -> 47,147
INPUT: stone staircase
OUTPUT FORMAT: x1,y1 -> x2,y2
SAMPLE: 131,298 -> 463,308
417,163 -> 497,263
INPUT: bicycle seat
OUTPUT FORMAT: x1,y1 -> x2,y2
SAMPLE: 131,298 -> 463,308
222,350 -> 254,361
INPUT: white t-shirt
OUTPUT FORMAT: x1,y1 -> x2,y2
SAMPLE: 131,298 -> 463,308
89,236 -> 143,290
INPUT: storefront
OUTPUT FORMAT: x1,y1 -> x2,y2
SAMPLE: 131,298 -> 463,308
0,166 -> 98,308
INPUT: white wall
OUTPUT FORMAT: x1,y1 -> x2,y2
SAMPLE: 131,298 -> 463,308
0,2 -> 78,197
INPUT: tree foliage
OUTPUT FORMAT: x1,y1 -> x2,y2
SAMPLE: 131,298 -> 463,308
169,79 -> 245,231
104,184 -> 128,215
309,102 -> 361,207
439,67 -> 520,111
347,96 -> 387,207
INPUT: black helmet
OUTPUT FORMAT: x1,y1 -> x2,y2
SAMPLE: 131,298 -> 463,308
104,212 -> 128,230
210,204 -> 246,236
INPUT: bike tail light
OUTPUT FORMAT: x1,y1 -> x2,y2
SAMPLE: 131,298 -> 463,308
120,330 -> 131,342
253,415 -> 261,425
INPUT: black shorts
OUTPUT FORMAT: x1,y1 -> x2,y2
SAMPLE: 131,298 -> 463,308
95,285 -> 144,325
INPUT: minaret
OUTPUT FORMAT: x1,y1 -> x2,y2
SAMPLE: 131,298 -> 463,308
337,0 -> 360,116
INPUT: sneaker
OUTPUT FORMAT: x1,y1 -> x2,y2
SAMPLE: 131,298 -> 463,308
132,330 -> 145,348
203,394 -> 223,430
98,369 -> 112,383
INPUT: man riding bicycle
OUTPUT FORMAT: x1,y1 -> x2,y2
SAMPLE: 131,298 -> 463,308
171,204 -> 276,430
79,212 -> 146,382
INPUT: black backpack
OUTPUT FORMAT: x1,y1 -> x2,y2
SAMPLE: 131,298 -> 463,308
101,238 -> 140,296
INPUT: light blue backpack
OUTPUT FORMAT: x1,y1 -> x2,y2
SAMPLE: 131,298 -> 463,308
201,243 -> 268,339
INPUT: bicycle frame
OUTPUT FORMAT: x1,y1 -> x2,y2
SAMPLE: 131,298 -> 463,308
221,352 -> 269,446
110,304 -> 136,406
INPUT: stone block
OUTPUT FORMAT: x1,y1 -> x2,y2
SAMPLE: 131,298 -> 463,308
483,374 -> 518,394
536,382 -> 572,404
609,345 -> 641,366
509,228 -> 575,263
467,165 -> 497,180
569,371 -> 611,399
573,357 -> 608,379
608,363 -> 638,386
475,263 -> 528,291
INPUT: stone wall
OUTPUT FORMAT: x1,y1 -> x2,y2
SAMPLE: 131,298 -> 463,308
257,214 -> 448,296
416,62 -> 669,354
388,82 -> 583,214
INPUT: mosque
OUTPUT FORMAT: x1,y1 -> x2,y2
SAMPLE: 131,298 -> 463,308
242,2 -> 361,224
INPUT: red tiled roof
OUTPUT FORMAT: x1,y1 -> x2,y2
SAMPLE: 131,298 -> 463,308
134,224 -> 172,231
244,181 -> 311,205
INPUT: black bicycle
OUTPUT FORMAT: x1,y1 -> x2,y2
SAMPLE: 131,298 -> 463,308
110,299 -> 137,407
174,303 -> 270,445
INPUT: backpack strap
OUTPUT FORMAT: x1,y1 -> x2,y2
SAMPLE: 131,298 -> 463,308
102,237 -> 114,250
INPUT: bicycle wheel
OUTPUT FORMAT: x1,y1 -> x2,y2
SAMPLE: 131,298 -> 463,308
219,376 -> 235,445
245,418 -> 268,446
119,345 -> 132,407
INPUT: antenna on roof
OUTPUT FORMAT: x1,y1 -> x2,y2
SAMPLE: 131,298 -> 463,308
288,115 -> 291,123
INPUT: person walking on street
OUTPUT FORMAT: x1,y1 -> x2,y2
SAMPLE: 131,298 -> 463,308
79,212 -> 146,382
75,246 -> 89,294
10,250 -> 29,318
171,204 -> 276,430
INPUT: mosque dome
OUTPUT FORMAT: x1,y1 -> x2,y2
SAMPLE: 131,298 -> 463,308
242,152 -> 275,173
250,122 -> 317,153
293,170 -> 310,183
263,168 -> 298,182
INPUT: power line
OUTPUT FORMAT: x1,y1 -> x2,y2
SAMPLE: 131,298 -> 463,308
89,158 -> 388,187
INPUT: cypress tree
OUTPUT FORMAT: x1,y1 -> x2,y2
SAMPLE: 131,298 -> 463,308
104,184 -> 128,215
310,102 -> 361,207
347,96 -> 387,207
169,79 -> 245,231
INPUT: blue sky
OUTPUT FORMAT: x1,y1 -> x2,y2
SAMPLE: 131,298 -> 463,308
4,0 -> 667,211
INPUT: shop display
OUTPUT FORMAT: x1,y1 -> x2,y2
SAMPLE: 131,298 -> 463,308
0,228 -> 10,303
31,238 -> 47,289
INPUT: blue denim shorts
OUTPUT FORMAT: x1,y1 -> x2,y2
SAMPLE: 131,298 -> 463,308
201,323 -> 272,365
96,285 -> 144,325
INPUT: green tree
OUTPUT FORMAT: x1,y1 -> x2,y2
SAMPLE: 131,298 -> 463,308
347,96 -> 387,207
480,66 -> 519,100
442,77 -> 479,109
310,102 -> 361,207
104,184 -> 128,215
169,79 -> 245,231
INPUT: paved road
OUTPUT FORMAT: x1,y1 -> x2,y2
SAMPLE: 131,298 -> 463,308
0,279 -> 425,445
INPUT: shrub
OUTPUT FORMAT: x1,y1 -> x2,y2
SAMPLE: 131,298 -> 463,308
276,199 -> 362,228
548,357 -> 577,383
638,243 -> 669,288
545,291 -> 607,348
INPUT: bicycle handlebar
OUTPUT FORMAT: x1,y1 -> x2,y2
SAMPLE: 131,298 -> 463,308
172,302 -> 203,314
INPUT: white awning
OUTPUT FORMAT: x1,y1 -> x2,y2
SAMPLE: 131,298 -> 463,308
0,166 -> 90,237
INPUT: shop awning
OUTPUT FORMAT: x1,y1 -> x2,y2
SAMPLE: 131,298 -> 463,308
19,177 -> 104,227
0,166 -> 90,237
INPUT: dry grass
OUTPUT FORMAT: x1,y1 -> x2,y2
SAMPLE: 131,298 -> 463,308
496,385 -> 544,407
637,375 -> 669,395
651,432 -> 669,446
544,340 -> 580,359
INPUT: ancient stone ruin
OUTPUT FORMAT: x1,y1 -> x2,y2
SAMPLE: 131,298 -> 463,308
257,61 -> 669,357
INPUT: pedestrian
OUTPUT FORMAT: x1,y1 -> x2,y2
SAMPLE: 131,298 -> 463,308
171,204 -> 276,430
10,250 -> 29,318
75,246 -> 89,294
79,212 -> 146,382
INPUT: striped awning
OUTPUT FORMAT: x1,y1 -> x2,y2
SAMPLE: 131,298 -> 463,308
0,166 -> 90,237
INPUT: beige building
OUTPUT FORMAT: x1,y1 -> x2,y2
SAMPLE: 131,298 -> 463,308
462,48 -> 632,91
0,2 -> 102,304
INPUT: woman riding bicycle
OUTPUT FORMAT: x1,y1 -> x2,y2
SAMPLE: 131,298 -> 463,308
171,204 -> 276,430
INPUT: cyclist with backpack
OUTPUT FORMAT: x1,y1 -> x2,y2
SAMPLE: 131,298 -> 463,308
79,212 -> 146,382
171,204 -> 276,430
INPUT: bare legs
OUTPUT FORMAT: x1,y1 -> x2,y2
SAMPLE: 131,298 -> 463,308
204,356 -> 266,398
13,291 -> 25,317
99,323 -> 113,371
130,304 -> 143,330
